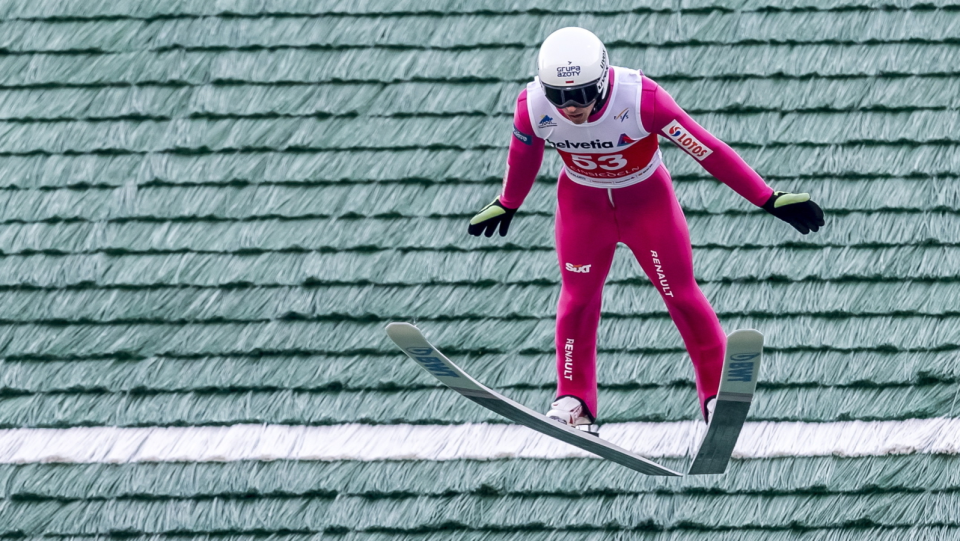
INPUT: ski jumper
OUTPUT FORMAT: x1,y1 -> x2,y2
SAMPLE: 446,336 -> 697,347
502,67 -> 774,420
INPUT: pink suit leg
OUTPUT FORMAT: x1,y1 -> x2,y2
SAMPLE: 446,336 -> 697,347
554,174 -> 619,419
554,166 -> 725,420
615,166 -> 725,419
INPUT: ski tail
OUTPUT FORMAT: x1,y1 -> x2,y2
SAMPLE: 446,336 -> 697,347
688,329 -> 763,475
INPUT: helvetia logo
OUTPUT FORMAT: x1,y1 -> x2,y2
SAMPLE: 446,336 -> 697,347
662,120 -> 713,161
539,114 -> 556,127
553,139 -> 614,149
565,263 -> 591,273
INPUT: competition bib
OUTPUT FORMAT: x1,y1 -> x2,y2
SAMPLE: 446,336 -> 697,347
555,134 -> 660,187
527,67 -> 661,189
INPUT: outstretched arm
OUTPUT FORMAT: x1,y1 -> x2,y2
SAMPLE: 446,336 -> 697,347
499,89 -> 545,208
639,76 -> 773,206
469,89 -> 546,237
639,77 -> 824,234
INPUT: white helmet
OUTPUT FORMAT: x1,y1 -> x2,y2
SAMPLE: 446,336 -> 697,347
537,27 -> 609,108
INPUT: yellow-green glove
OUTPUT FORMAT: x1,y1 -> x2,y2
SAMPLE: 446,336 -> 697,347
468,197 -> 518,237
762,191 -> 825,234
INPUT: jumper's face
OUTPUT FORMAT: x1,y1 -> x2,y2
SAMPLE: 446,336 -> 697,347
562,103 -> 594,125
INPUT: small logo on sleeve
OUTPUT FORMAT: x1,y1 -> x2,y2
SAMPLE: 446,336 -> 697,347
565,263 -> 592,273
513,127 -> 533,145
662,120 -> 713,161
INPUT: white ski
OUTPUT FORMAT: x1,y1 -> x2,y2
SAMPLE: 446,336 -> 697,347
687,329 -> 764,475
385,322 -> 681,477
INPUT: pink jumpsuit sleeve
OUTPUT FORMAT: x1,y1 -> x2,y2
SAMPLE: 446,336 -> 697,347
498,89 -> 546,209
639,76 -> 774,207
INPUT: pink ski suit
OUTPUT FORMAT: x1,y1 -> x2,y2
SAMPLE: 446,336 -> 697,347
501,68 -> 774,420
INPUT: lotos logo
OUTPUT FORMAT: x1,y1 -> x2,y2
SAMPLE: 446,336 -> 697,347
406,347 -> 459,378
615,108 -> 630,122
539,114 -> 556,127
662,120 -> 713,161
565,263 -> 591,273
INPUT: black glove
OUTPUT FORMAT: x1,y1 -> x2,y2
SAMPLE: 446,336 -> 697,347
468,197 -> 518,237
762,191 -> 825,234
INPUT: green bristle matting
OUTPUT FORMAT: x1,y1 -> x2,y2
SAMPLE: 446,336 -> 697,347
1,0 -> 959,537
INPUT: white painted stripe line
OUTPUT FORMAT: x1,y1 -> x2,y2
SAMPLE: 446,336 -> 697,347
0,419 -> 957,464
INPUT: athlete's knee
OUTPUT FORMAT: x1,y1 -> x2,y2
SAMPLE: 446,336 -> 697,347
659,281 -> 711,312
558,286 -> 604,318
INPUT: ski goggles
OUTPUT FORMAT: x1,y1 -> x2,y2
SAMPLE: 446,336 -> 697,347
542,81 -> 601,108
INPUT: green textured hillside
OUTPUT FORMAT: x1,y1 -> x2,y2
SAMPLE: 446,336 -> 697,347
0,0 -> 958,538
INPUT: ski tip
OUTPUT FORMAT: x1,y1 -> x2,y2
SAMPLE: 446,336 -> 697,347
385,322 -> 416,332
385,322 -> 422,341
729,329 -> 763,342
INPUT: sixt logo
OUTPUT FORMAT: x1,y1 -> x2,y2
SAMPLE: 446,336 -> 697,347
727,353 -> 759,382
615,108 -> 630,122
539,114 -> 556,127
662,120 -> 713,161
407,347 -> 459,378
553,139 -> 614,149
617,133 -> 638,147
565,263 -> 591,273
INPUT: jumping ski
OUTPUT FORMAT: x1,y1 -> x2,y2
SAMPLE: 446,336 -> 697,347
687,329 -> 764,475
385,322 -> 681,477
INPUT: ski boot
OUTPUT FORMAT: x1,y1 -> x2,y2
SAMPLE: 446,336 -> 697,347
546,396 -> 600,436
